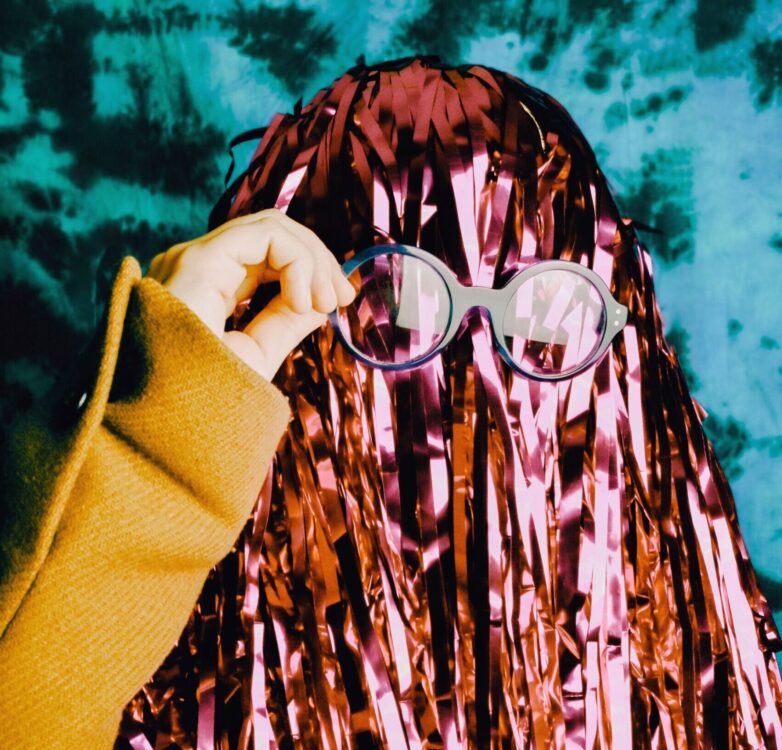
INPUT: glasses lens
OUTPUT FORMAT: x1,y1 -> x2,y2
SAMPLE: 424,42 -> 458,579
335,252 -> 451,366
501,268 -> 606,377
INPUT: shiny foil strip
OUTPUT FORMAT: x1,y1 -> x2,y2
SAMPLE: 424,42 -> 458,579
116,57 -> 782,748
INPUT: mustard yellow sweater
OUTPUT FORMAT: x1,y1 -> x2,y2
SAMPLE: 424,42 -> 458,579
0,256 -> 292,748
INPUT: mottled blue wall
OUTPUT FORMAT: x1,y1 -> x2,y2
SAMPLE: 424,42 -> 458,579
2,0 -> 781,614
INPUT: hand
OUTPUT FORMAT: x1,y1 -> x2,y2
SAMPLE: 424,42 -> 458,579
145,208 -> 356,381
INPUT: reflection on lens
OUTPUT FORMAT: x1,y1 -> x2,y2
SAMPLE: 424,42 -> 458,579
335,252 -> 451,366
502,268 -> 606,376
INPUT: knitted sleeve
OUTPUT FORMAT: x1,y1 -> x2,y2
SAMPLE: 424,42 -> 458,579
0,256 -> 292,748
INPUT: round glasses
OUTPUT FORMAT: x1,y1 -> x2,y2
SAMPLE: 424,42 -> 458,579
327,244 -> 628,381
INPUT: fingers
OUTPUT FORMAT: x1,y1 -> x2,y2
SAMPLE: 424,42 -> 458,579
258,211 -> 349,312
211,219 -> 317,313
240,293 -> 330,378
310,263 -> 338,312
145,209 -> 357,340
204,208 -> 355,314
231,264 -> 270,307
274,236 -> 314,312
274,216 -> 358,306
331,263 -> 358,307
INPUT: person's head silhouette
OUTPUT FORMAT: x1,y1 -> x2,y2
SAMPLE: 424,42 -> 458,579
120,56 -> 782,748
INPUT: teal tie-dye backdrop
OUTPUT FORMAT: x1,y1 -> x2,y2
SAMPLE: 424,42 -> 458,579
2,1 -> 781,618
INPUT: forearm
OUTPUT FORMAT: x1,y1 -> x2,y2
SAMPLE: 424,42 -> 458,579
0,257 -> 291,748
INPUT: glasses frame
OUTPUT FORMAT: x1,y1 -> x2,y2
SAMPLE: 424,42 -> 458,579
327,243 -> 629,381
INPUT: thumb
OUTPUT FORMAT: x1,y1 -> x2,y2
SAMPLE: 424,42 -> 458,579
232,293 -> 329,380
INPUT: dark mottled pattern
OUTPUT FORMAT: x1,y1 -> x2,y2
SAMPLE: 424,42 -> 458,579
752,37 -> 782,107
693,0 -> 755,51
1,0 -> 781,618
218,2 -> 338,92
664,322 -> 701,392
621,150 -> 695,264
702,413 -> 752,480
